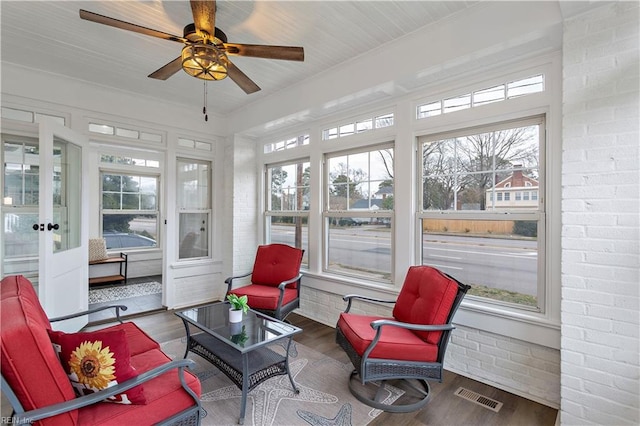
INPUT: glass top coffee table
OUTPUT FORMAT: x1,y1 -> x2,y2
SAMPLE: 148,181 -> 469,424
175,302 -> 302,424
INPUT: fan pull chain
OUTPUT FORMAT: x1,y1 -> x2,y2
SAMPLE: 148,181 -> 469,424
203,81 -> 208,122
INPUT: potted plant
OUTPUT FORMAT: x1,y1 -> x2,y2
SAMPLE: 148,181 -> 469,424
227,293 -> 249,323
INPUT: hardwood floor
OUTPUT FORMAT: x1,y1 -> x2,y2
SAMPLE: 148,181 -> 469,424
114,309 -> 559,426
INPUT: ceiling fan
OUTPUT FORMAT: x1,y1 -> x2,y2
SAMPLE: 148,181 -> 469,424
79,0 -> 304,94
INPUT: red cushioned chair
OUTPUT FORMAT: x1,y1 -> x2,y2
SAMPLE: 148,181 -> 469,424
335,265 -> 470,412
225,244 -> 304,321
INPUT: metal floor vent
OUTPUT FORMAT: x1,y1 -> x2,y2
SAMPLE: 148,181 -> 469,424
454,387 -> 503,412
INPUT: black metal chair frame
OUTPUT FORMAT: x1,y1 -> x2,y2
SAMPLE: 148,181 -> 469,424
335,273 -> 470,413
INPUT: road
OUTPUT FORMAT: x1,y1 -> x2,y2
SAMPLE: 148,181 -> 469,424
271,224 -> 537,296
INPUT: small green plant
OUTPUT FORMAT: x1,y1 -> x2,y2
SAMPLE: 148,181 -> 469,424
231,325 -> 248,346
226,293 -> 249,313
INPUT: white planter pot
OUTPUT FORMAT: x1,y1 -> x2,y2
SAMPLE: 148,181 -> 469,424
229,308 -> 243,323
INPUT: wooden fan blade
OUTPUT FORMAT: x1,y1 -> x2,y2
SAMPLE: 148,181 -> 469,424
227,61 -> 261,94
148,57 -> 183,80
224,43 -> 304,61
79,9 -> 187,43
190,0 -> 216,39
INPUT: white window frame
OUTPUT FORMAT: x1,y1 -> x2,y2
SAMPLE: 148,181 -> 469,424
323,143 -> 394,283
418,115 -> 545,312
100,170 -> 160,251
176,158 -> 212,261
264,158 -> 310,267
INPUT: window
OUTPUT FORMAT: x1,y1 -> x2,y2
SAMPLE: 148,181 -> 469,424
176,159 -> 211,260
417,74 -> 544,121
2,138 -> 40,277
265,160 -> 310,268
419,116 -> 543,310
324,145 -> 394,282
101,172 -> 159,250
264,134 -> 309,154
322,112 -> 394,141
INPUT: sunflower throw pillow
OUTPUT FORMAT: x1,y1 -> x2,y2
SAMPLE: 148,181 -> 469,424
48,328 -> 146,404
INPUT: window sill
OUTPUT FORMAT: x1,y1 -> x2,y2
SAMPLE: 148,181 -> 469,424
301,270 -> 560,349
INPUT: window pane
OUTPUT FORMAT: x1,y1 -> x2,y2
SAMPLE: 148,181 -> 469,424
177,160 -> 210,209
356,119 -> 373,133
422,218 -> 537,307
422,124 -> 540,212
121,193 -> 140,209
103,214 -> 158,249
375,113 -> 394,128
417,101 -> 442,119
508,75 -> 544,98
4,142 -> 40,206
2,211 -> 39,257
269,162 -> 310,211
101,171 -> 159,250
327,218 -> 392,281
473,84 -> 505,106
268,217 -> 308,268
443,94 -> 471,113
339,123 -> 355,137
328,148 -> 394,211
179,213 -> 209,259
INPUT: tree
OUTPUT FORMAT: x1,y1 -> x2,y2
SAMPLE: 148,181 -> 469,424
422,126 -> 538,211
270,166 -> 288,212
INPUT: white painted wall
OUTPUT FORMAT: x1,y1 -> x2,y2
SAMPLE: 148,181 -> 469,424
561,3 -> 639,425
2,1 -> 638,422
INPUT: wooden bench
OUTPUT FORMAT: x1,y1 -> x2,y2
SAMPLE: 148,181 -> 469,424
89,252 -> 128,286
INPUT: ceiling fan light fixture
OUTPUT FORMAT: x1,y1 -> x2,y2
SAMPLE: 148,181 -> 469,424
181,44 -> 228,81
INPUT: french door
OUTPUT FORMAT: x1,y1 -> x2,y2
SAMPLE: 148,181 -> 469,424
39,119 -> 89,330
1,119 -> 88,331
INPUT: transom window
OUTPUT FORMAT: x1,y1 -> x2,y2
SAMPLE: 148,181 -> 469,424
417,74 -> 544,119
419,116 -> 544,310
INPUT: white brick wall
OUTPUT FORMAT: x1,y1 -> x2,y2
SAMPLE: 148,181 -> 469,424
299,287 -> 561,408
561,3 -> 640,425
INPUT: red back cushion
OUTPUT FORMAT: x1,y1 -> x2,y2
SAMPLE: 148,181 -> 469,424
251,244 -> 303,288
392,266 -> 460,344
1,275 -> 78,425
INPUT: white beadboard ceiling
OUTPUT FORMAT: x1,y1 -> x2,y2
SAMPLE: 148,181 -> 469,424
1,1 -> 479,117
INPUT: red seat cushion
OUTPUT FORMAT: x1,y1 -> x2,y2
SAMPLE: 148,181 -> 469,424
231,284 -> 298,310
337,313 -> 439,362
392,266 -> 459,344
76,348 -> 201,425
250,244 -> 303,288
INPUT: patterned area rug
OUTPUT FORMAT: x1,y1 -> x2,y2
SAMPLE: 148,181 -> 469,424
161,338 -> 403,426
88,281 -> 161,304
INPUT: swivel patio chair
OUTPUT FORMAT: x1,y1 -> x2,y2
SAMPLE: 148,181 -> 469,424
335,265 -> 470,412
225,243 -> 304,321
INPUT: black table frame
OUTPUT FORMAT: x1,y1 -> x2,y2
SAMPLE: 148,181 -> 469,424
176,302 -> 301,424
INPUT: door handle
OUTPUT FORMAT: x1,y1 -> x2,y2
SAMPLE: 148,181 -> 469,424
33,224 -> 44,231
47,223 -> 60,231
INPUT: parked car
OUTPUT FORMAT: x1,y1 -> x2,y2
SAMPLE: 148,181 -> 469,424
103,232 -> 156,249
